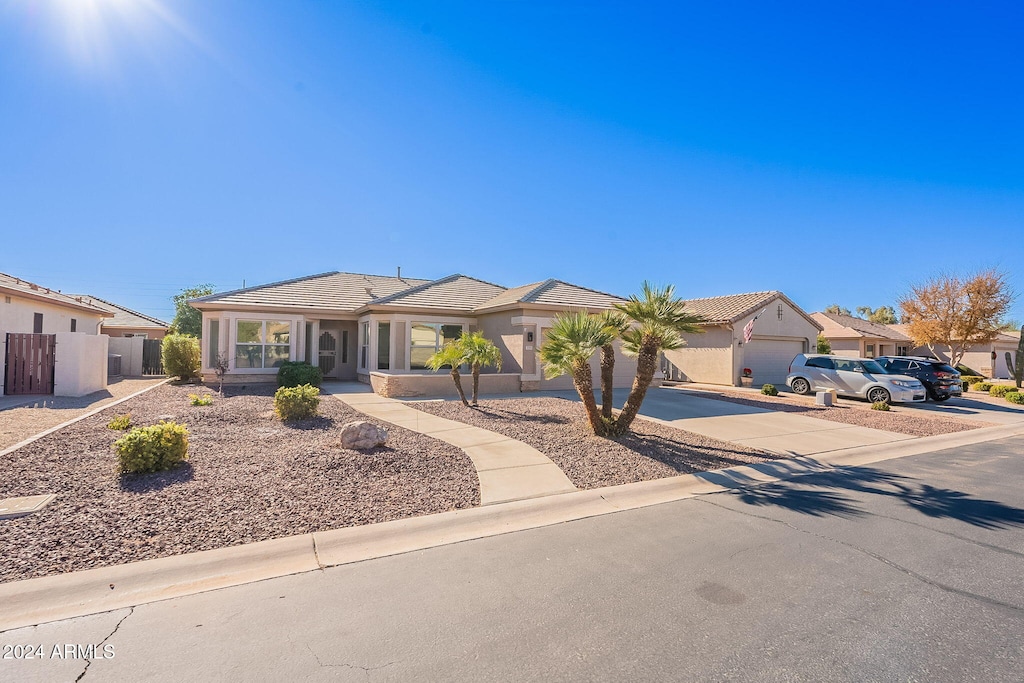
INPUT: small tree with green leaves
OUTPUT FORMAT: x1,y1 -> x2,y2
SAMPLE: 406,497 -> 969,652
170,284 -> 214,337
816,334 -> 832,354
162,334 -> 201,381
459,331 -> 503,406
426,341 -> 471,407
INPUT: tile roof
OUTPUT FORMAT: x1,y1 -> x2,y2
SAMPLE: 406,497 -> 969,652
476,279 -> 625,311
0,272 -> 112,316
68,295 -> 169,329
190,272 -> 431,312
887,323 -> 1021,344
682,291 -> 777,324
814,312 -> 910,340
369,275 -> 507,312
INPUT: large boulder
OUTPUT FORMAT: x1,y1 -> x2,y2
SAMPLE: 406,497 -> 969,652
340,421 -> 388,450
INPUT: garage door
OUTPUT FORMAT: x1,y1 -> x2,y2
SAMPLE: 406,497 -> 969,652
743,339 -> 805,386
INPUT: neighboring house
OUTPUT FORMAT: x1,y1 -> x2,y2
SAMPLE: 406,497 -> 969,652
662,291 -> 822,387
887,324 -> 1020,379
190,272 -> 633,397
68,294 -> 170,339
812,312 -> 912,360
0,272 -> 112,396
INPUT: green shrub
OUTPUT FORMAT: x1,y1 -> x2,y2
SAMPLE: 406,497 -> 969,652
761,384 -> 779,396
107,414 -> 132,431
1005,391 -> 1024,405
114,421 -> 189,474
162,334 -> 201,380
277,361 -> 323,388
871,401 -> 891,411
990,385 -> 1014,397
960,375 -> 984,386
274,384 -> 320,421
972,382 -> 993,392
189,393 -> 214,406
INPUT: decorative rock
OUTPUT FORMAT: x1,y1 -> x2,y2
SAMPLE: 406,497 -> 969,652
341,421 -> 388,450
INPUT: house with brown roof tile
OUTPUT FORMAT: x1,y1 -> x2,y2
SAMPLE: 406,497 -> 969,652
812,311 -> 913,360
886,323 -> 1020,379
190,271 -> 636,397
68,294 -> 170,339
662,291 -> 822,387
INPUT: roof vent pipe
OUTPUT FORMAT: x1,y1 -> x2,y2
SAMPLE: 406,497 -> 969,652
397,266 -> 401,279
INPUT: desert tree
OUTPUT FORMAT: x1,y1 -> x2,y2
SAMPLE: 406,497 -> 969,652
540,311 -> 614,435
170,284 -> 214,337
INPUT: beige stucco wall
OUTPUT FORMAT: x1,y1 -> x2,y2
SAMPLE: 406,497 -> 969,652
476,312 -> 524,373
54,332 -> 108,397
906,342 -> 1018,378
1,296 -> 104,338
663,325 -> 734,384
108,336 -> 145,377
827,338 -> 863,358
369,371 -> 522,398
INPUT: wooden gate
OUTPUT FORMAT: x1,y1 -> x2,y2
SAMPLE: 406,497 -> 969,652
4,333 -> 56,395
142,339 -> 165,376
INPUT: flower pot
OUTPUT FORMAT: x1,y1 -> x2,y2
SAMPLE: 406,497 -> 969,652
740,377 -> 754,388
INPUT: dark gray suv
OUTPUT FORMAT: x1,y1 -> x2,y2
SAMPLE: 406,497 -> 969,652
876,356 -> 962,402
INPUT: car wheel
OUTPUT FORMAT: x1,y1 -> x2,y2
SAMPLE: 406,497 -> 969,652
791,378 -> 811,395
867,387 -> 891,404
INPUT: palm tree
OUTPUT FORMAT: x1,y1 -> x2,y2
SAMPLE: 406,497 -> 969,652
611,282 -> 705,435
426,342 -> 471,407
460,331 -> 503,406
539,311 -> 614,435
595,310 -> 630,421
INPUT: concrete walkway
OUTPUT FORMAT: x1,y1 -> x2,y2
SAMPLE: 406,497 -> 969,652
325,383 -> 576,505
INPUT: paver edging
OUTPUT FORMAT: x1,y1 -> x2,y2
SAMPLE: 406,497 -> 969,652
2,418 -> 1021,633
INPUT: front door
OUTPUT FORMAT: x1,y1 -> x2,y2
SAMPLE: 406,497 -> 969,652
318,330 -> 338,377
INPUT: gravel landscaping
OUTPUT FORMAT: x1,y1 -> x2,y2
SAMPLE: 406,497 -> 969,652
675,387 -> 986,436
411,397 -> 780,489
0,384 -> 478,584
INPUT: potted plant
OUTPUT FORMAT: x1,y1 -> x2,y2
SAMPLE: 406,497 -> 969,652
740,368 -> 754,388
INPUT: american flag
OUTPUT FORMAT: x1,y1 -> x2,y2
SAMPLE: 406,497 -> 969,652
743,308 -> 767,344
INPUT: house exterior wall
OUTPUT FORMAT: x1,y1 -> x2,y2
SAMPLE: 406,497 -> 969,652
1,296 -> 104,338
663,325 -> 734,384
906,341 -> 1018,378
477,312 -> 523,374
54,332 -> 108,397
101,326 -> 167,339
827,338 -> 863,358
108,336 -> 145,377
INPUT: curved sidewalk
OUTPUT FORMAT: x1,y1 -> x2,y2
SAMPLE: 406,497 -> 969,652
325,383 -> 576,505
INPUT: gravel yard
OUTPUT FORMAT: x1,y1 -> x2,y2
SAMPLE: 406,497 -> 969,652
0,384 -> 478,584
411,397 -> 780,489
0,378 -> 165,451
674,387 -> 986,436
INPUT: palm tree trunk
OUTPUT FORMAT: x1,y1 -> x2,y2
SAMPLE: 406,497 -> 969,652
600,343 -> 615,420
471,364 -> 481,406
450,368 -> 469,406
572,361 -> 607,436
611,337 -> 659,435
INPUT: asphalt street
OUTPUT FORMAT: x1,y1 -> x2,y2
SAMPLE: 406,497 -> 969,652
3,437 -> 1023,682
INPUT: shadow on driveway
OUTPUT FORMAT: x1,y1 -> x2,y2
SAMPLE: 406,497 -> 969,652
728,466 -> 1024,529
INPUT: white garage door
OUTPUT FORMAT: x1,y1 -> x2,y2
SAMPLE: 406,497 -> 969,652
743,339 -> 805,386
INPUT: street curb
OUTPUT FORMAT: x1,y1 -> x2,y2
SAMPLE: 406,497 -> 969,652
1,419 -> 1022,632
0,378 -> 171,459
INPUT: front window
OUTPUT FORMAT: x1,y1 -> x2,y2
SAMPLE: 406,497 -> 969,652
410,323 -> 463,369
896,345 -> 909,356
235,320 -> 290,369
865,344 -> 875,358
207,320 -> 220,369
360,322 -> 369,369
377,322 -> 391,370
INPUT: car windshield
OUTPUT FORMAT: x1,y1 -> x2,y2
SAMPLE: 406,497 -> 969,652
861,359 -> 886,374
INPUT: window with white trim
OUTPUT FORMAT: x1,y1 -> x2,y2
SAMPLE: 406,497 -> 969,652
360,321 -> 369,369
235,320 -> 290,369
410,323 -> 463,369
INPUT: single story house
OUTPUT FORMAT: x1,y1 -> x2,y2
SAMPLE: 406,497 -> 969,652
660,291 -> 822,387
190,271 -> 635,397
812,311 -> 913,359
1,271 -> 112,396
69,295 -> 170,339
887,324 -> 1021,379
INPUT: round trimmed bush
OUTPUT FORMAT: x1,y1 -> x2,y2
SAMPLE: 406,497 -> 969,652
274,384 -> 321,421
871,401 -> 891,411
1005,391 -> 1024,405
989,385 -> 1013,397
761,384 -> 779,396
277,361 -> 323,388
972,382 -> 993,392
114,421 -> 189,474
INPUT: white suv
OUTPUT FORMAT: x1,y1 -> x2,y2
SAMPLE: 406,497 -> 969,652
786,354 -> 926,404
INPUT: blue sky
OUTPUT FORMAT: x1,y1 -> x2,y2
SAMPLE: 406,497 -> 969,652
1,1 -> 1022,323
